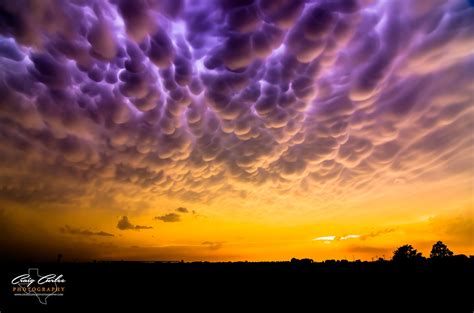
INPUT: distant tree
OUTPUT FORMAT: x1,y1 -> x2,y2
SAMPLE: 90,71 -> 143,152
290,258 -> 314,264
392,244 -> 423,262
430,241 -> 454,259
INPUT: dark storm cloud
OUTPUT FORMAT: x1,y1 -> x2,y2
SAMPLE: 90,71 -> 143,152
155,213 -> 181,222
176,207 -> 189,213
0,0 -> 472,205
60,225 -> 114,237
117,216 -> 153,230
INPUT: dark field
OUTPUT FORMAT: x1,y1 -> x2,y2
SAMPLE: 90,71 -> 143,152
0,257 -> 472,312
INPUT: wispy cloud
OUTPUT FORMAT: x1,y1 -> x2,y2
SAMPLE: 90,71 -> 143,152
202,241 -> 224,250
155,213 -> 181,222
360,228 -> 396,240
347,245 -> 391,256
341,235 -> 361,240
313,236 -> 337,241
60,225 -> 114,237
313,235 -> 361,242
314,228 -> 396,243
117,216 -> 153,231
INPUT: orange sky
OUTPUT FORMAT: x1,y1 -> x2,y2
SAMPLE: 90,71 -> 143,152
1,167 -> 472,261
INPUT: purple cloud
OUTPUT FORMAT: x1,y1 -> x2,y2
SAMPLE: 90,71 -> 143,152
0,0 -> 471,206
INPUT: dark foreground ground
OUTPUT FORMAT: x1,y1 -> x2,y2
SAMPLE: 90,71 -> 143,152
0,258 -> 473,312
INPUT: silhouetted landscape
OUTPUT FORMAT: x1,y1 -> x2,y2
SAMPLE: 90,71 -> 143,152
1,242 -> 472,311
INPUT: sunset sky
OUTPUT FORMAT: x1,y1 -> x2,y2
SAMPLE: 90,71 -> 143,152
0,0 -> 472,262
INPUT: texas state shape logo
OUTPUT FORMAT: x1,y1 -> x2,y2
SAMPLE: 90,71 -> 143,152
11,268 -> 66,304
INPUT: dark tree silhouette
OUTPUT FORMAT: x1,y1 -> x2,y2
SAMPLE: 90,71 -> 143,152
392,244 -> 423,262
290,258 -> 314,264
430,241 -> 454,258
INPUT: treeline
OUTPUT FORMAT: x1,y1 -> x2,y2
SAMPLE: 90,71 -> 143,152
290,241 -> 470,264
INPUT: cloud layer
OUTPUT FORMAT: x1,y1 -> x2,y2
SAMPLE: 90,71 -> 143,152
0,0 -> 472,207
117,216 -> 153,230
60,225 -> 114,237
155,212 -> 181,222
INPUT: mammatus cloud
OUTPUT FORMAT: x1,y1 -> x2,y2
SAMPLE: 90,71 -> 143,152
117,216 -> 153,230
0,0 -> 472,207
202,241 -> 224,250
155,213 -> 181,222
60,225 -> 114,237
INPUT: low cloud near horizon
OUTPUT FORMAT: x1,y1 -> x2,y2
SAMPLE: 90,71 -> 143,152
60,225 -> 114,237
202,241 -> 224,250
117,216 -> 153,230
